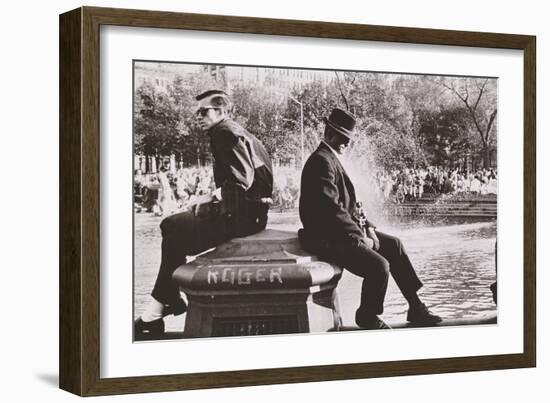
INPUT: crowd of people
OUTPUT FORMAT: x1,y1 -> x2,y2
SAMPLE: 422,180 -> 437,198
134,164 -> 498,215
134,163 -> 306,215
134,165 -> 216,216
374,166 -> 498,203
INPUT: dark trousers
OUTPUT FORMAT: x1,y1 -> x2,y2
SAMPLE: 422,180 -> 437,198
151,202 -> 268,306
314,231 -> 423,316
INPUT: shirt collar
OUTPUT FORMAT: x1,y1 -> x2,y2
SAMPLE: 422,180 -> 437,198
321,140 -> 342,162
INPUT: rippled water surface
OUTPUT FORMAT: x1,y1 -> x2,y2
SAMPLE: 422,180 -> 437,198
135,212 -> 497,332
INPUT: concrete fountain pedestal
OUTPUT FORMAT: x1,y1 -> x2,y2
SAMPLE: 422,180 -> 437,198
172,229 -> 343,338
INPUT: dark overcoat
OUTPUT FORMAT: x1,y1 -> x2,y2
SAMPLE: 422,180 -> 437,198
299,142 -> 375,245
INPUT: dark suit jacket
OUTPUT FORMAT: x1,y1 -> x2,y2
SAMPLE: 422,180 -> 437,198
299,142 -> 374,244
208,118 -> 273,217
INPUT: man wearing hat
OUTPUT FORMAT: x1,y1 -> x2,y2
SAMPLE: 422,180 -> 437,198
135,90 -> 273,339
298,108 -> 441,329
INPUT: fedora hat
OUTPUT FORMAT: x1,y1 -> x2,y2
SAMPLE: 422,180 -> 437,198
323,108 -> 356,139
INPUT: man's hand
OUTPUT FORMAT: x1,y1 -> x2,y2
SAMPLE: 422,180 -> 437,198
212,187 -> 222,201
366,227 -> 380,251
191,189 -> 221,216
362,236 -> 375,249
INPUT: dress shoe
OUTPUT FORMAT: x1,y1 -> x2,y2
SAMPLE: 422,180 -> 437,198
407,303 -> 442,326
355,313 -> 392,330
162,298 -> 187,317
134,318 -> 165,340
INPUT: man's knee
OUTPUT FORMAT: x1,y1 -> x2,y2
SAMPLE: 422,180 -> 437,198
362,255 -> 390,281
160,215 -> 176,235
342,245 -> 390,280
160,211 -> 190,236
381,232 -> 404,254
392,236 -> 403,252
374,258 -> 390,279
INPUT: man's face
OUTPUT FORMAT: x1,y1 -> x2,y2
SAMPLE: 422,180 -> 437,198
326,129 -> 351,155
196,97 -> 225,131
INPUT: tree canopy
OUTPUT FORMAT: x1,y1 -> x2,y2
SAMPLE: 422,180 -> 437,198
134,68 -> 497,172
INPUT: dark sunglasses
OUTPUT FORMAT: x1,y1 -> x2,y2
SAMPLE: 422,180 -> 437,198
196,107 -> 219,117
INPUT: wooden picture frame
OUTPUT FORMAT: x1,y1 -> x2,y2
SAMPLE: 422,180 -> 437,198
59,6 -> 536,396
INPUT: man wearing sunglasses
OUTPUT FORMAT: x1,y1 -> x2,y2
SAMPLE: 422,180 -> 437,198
135,90 -> 273,339
298,108 -> 441,330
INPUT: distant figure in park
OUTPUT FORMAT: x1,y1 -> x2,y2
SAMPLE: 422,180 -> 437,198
142,174 -> 161,213
156,160 -> 179,216
298,108 -> 442,329
135,90 -> 273,339
470,174 -> 481,194
383,174 -> 393,200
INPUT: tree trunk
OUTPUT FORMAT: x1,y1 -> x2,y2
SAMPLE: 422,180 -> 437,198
154,155 -> 160,173
145,154 -> 150,173
483,146 -> 491,169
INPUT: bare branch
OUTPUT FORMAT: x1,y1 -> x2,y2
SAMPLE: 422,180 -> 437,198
473,79 -> 489,111
434,76 -> 496,168
334,72 -> 350,110
463,81 -> 469,103
484,109 -> 497,142
466,107 -> 485,142
439,78 -> 469,104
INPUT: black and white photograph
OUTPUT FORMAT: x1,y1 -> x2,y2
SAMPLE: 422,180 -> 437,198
132,61 -> 498,341
3,0 -> 547,400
